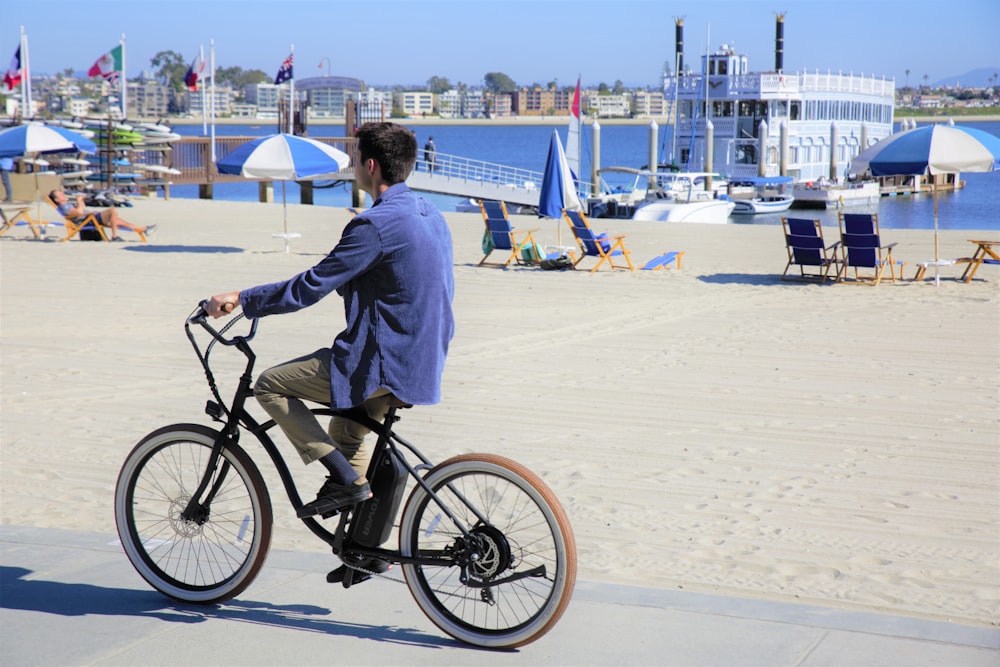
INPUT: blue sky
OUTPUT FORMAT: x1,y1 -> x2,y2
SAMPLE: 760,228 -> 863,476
5,0 -> 998,89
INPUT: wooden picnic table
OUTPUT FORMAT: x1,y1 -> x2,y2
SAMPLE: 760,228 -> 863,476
960,240 -> 1000,283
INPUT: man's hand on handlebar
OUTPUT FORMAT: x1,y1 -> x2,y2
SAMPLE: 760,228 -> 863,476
206,292 -> 241,319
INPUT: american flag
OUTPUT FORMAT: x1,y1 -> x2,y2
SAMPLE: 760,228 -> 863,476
274,53 -> 293,85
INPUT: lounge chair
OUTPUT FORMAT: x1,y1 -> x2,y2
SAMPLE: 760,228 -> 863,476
47,195 -> 150,243
478,200 -> 542,267
641,251 -> 685,271
47,195 -> 109,242
781,216 -> 839,282
836,212 -> 904,285
0,205 -> 46,239
562,209 -> 635,272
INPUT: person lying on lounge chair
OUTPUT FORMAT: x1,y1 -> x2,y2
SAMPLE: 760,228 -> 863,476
49,189 -> 155,242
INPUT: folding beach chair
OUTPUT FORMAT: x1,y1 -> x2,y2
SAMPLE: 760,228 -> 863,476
0,205 -> 47,239
640,251 -> 685,271
562,209 -> 634,272
47,195 -> 109,242
781,216 -> 839,282
836,212 -> 904,285
478,200 -> 542,267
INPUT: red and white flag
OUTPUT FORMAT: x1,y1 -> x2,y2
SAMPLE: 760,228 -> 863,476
566,76 -> 582,177
184,52 -> 204,91
3,45 -> 21,91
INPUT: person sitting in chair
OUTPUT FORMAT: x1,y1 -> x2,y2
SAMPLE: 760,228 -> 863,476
49,189 -> 155,241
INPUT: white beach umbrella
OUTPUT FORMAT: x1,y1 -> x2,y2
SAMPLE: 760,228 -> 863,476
216,133 -> 351,252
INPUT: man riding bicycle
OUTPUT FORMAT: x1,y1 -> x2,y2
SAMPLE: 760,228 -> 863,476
207,122 -> 454,524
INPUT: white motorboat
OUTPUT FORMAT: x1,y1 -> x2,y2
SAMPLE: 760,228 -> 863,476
730,195 -> 794,215
729,176 -> 795,215
632,196 -> 735,223
588,167 -> 729,219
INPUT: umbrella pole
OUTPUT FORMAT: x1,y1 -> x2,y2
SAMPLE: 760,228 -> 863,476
281,180 -> 289,253
933,179 -> 940,287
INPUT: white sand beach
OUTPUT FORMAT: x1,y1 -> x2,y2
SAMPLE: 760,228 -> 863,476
1,197 -> 997,628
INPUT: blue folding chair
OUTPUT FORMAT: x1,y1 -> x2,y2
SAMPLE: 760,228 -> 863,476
781,217 -> 839,282
837,212 -> 904,285
478,200 -> 541,267
562,209 -> 634,272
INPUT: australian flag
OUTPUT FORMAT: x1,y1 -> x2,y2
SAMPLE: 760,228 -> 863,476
274,53 -> 293,85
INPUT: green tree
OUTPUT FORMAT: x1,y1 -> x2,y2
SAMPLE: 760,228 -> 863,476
484,72 -> 516,94
149,50 -> 187,91
427,76 -> 451,94
612,79 -> 625,95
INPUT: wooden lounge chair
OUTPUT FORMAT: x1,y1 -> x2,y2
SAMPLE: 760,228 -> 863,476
478,200 -> 541,267
836,212 -> 904,285
47,195 -> 149,243
0,205 -> 47,239
781,216 -> 839,282
562,209 -> 635,272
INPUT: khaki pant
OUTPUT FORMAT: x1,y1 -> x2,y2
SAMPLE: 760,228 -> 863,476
253,348 -> 394,475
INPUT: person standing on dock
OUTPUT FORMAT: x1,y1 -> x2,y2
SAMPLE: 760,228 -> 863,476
424,136 -> 436,173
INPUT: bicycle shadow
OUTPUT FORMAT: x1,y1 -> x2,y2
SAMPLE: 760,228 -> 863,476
0,566 -> 461,649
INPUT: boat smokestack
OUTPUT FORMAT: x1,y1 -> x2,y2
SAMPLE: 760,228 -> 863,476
675,17 -> 684,74
775,12 -> 785,72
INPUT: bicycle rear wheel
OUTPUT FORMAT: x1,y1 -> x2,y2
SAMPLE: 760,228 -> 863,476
114,424 -> 272,604
398,454 -> 576,648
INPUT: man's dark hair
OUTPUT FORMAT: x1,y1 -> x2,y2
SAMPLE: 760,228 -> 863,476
355,122 -> 417,184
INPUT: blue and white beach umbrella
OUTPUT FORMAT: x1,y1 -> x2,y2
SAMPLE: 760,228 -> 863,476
538,129 -> 582,245
217,133 -> 351,251
851,124 -> 1000,283
0,122 -> 96,157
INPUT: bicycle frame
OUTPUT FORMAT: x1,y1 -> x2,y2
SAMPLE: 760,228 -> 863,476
179,304 -> 504,574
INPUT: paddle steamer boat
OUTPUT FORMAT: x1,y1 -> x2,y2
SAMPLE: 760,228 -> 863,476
664,15 -> 895,207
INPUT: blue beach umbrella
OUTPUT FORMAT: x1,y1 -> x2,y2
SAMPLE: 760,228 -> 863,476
850,124 -> 1000,283
0,122 -> 96,157
538,130 -> 582,245
217,133 -> 350,252
0,122 -> 96,218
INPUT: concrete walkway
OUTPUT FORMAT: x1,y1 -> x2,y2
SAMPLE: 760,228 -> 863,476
1,525 -> 996,666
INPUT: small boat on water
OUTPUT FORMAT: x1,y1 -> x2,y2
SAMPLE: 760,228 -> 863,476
729,176 -> 794,215
588,167 -> 733,222
632,195 -> 735,223
791,179 -> 880,209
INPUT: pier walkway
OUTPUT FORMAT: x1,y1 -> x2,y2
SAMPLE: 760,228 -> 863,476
149,137 -> 580,209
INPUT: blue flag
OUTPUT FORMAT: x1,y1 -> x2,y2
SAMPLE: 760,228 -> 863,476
274,53 -> 293,85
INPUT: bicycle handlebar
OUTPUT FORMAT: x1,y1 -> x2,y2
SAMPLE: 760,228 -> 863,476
187,300 -> 259,346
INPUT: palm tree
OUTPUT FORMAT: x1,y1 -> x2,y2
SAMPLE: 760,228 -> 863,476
904,69 -> 910,90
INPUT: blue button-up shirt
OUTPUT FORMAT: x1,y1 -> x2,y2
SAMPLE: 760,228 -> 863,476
240,183 -> 454,408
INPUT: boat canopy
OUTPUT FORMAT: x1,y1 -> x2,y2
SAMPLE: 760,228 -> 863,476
729,175 -> 793,186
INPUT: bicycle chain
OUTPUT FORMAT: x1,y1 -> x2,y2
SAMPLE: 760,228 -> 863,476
341,560 -> 487,602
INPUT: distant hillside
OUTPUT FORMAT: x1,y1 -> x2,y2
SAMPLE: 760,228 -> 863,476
932,67 -> 1000,88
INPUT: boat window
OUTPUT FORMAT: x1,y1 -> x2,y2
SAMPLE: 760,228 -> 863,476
790,101 -> 800,120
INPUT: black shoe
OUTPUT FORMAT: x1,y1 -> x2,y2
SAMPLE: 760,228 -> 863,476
327,557 -> 391,586
297,478 -> 371,518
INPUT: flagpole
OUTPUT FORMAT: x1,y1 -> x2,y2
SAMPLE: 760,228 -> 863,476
200,45 -> 207,135
288,43 -> 295,135
20,27 -> 30,120
120,33 -> 126,120
210,39 -> 216,163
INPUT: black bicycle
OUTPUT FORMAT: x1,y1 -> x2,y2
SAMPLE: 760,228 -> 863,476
114,303 -> 576,648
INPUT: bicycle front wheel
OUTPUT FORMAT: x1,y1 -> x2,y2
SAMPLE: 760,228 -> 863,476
399,454 -> 576,648
114,424 -> 273,604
